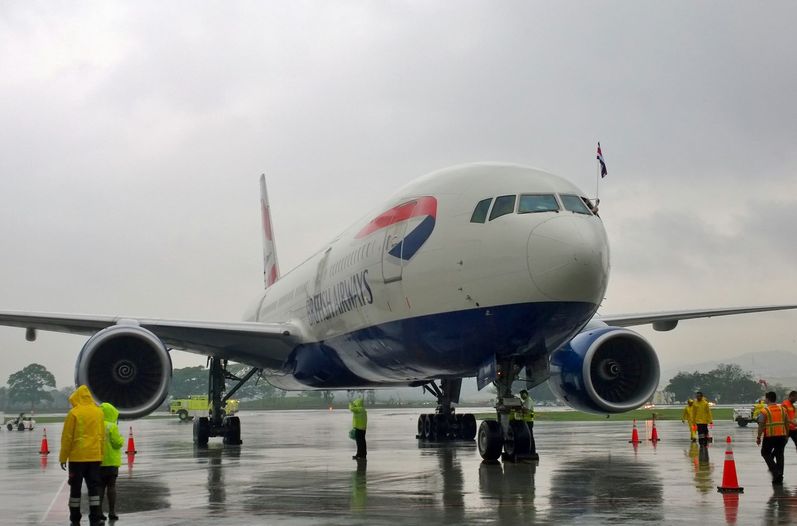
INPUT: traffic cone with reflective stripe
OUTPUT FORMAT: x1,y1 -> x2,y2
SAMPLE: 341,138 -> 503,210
649,417 -> 661,443
629,419 -> 641,444
39,427 -> 50,455
717,436 -> 744,493
125,426 -> 137,455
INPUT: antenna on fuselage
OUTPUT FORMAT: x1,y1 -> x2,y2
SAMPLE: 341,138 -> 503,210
260,174 -> 281,289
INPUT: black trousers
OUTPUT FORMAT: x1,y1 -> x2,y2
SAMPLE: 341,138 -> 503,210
354,429 -> 367,458
68,461 -> 102,524
761,436 -> 788,480
528,421 -> 537,454
696,423 -> 710,446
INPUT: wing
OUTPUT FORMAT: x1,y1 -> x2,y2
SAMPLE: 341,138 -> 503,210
0,310 -> 302,370
600,305 -> 797,331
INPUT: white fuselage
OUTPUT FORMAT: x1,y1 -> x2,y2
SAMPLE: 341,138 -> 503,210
244,163 -> 610,389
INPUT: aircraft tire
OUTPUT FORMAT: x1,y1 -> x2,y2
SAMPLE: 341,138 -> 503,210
423,414 -> 433,439
193,417 -> 210,446
223,416 -> 242,446
504,421 -> 531,457
461,414 -> 477,441
417,415 -> 426,438
478,420 -> 503,461
433,414 -> 449,440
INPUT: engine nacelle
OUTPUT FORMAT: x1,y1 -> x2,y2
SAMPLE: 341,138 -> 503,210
548,326 -> 660,413
74,324 -> 172,419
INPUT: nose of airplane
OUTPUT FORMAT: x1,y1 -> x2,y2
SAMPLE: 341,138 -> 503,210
527,215 -> 609,303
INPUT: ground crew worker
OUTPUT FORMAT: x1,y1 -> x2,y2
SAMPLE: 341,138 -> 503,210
99,402 -> 124,522
753,399 -> 766,419
59,385 -> 105,526
349,397 -> 367,460
691,391 -> 713,447
518,390 -> 537,455
783,391 -> 797,452
681,399 -> 696,442
757,391 -> 790,485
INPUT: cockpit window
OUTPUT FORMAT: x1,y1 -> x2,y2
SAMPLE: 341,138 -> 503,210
489,195 -> 516,221
560,194 -> 592,215
518,194 -> 559,214
470,198 -> 492,223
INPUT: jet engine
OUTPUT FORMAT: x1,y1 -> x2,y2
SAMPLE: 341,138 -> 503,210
74,324 -> 172,419
548,326 -> 659,413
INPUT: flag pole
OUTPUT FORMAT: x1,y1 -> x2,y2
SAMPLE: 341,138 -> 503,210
596,140 -> 600,201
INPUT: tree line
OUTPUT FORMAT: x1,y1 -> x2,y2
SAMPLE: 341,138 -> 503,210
664,363 -> 789,404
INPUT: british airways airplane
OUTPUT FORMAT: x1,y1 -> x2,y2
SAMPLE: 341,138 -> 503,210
1,163 -> 794,461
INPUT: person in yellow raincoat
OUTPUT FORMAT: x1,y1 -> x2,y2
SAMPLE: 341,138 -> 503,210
349,397 -> 367,460
753,399 -> 766,419
681,399 -> 697,442
691,391 -> 713,447
99,402 -> 124,521
59,385 -> 105,526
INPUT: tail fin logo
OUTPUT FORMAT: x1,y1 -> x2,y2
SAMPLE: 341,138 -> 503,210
356,196 -> 437,261
260,175 -> 280,288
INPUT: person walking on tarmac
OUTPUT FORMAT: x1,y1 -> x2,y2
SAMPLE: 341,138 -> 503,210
681,399 -> 697,442
691,392 -> 713,447
349,397 -> 367,460
757,391 -> 791,484
782,391 -> 797,452
59,385 -> 105,526
518,390 -> 537,455
99,402 -> 124,522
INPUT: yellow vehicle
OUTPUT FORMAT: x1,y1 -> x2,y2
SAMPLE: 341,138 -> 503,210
169,395 -> 239,421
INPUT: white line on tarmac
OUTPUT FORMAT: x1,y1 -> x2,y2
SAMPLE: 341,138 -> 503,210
40,478 -> 67,524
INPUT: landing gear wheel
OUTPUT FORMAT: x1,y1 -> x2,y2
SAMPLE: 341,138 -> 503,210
504,421 -> 531,458
417,415 -> 426,439
478,420 -> 503,461
433,414 -> 449,440
193,416 -> 210,446
423,414 -> 433,439
461,414 -> 477,441
177,409 -> 189,422
223,416 -> 242,445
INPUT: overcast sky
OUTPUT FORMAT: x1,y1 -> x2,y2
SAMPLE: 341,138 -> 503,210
1,1 -> 796,388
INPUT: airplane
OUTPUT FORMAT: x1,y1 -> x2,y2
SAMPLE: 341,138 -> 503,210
1,162 -> 795,461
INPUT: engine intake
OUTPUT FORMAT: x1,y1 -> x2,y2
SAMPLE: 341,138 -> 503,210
548,326 -> 659,413
75,324 -> 172,419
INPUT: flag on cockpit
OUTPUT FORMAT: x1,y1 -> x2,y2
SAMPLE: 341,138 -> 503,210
596,142 -> 607,178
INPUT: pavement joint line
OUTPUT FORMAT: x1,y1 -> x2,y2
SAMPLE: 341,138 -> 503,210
40,478 -> 67,524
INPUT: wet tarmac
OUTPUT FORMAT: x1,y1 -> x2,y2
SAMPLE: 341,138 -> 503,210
3,409 -> 797,525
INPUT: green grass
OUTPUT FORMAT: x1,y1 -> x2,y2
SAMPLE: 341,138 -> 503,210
474,407 -> 734,422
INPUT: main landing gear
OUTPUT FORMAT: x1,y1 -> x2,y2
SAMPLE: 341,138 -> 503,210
477,360 -> 538,462
193,357 -> 259,447
416,379 -> 478,442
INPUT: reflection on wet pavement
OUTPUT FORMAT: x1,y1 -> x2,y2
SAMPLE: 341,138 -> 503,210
3,411 -> 797,525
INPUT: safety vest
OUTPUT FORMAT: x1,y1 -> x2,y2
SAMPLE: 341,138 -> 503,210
761,404 -> 789,437
782,400 -> 796,431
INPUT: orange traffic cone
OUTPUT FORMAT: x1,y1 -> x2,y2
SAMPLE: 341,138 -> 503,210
39,427 -> 50,455
125,426 -> 137,455
649,418 -> 661,443
629,419 -> 641,444
717,436 -> 744,493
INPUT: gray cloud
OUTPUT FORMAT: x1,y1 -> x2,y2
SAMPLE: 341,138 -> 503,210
1,1 -> 796,385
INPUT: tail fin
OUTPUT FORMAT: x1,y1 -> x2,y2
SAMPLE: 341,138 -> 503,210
260,175 -> 280,288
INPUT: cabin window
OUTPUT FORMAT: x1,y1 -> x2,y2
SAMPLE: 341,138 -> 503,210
560,194 -> 592,215
489,195 -> 516,221
518,194 -> 559,214
470,198 -> 493,223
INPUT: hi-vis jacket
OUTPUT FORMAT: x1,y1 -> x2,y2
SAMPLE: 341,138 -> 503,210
690,399 -> 713,425
101,402 -> 124,467
59,385 -> 104,464
349,398 -> 367,430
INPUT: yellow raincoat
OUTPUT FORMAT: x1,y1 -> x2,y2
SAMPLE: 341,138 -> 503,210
59,385 -> 104,464
349,398 -> 367,430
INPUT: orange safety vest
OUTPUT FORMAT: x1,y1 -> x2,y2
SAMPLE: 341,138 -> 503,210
761,404 -> 789,437
783,400 -> 797,431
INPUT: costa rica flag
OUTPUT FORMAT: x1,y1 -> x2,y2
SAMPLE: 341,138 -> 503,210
596,142 -> 608,178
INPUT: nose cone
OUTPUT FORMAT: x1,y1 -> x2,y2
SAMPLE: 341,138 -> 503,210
527,215 -> 609,303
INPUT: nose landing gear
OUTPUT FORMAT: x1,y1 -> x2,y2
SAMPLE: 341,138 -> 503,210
477,360 -> 538,462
